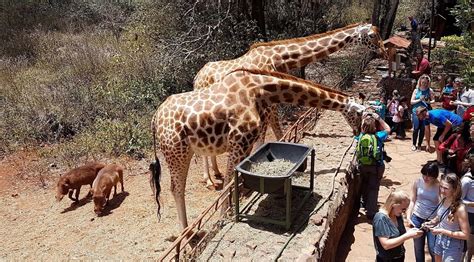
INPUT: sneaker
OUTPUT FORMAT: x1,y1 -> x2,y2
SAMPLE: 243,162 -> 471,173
411,145 -> 417,151
416,146 -> 422,152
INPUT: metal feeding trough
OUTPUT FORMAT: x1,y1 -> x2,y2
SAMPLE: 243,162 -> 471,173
234,142 -> 315,229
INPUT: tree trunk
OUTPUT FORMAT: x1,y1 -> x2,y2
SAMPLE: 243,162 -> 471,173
381,0 -> 399,39
372,0 -> 399,40
236,0 -> 250,20
251,0 -> 266,38
371,0 -> 381,27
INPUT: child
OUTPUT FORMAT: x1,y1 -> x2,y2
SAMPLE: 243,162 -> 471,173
392,96 -> 408,139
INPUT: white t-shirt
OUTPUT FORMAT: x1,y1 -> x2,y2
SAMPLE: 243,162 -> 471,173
461,172 -> 474,214
457,88 -> 474,116
392,105 -> 404,123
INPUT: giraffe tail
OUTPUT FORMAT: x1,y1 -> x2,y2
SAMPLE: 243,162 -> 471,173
150,114 -> 162,221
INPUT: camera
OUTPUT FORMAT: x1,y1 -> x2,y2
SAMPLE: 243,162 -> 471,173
420,224 -> 431,232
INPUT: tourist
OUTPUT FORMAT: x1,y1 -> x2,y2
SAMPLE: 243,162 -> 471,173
416,107 -> 463,164
356,112 -> 390,220
423,173 -> 470,262
392,96 -> 408,139
441,76 -> 457,112
387,90 -> 400,133
411,52 -> 431,79
461,153 -> 474,262
373,190 -> 423,261
410,75 -> 434,151
439,121 -> 472,176
406,161 -> 440,262
452,77 -> 474,118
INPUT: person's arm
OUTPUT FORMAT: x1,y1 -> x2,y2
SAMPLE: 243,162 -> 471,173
438,120 -> 452,142
378,228 -> 423,250
452,100 -> 474,107
461,178 -> 474,207
424,123 -> 432,150
375,114 -> 390,132
428,88 -> 435,104
410,89 -> 420,105
431,205 -> 469,240
406,180 -> 418,227
438,133 -> 456,153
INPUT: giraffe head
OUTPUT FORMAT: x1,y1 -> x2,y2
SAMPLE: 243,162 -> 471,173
353,24 -> 388,59
342,94 -> 367,135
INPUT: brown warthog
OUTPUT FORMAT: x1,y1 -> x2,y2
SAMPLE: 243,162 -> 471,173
56,162 -> 105,202
91,164 -> 124,215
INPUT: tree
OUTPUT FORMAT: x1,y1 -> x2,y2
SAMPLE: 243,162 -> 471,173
372,0 -> 400,40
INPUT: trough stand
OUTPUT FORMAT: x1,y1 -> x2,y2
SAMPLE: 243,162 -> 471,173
234,142 -> 315,230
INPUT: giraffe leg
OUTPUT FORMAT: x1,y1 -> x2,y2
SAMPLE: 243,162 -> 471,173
167,151 -> 193,231
253,121 -> 268,151
202,157 -> 218,190
211,156 -> 222,179
268,109 -> 283,140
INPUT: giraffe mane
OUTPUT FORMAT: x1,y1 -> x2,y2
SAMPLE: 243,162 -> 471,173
229,69 -> 349,97
249,23 -> 364,50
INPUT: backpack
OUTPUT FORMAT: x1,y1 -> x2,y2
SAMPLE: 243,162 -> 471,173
357,134 -> 383,165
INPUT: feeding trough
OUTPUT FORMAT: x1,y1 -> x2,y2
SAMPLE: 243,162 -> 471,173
234,142 -> 315,229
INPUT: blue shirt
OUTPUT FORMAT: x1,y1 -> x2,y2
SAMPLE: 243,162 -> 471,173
427,109 -> 463,128
412,88 -> 432,113
442,85 -> 454,94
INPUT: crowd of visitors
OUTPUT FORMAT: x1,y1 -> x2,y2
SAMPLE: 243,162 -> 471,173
355,16 -> 474,261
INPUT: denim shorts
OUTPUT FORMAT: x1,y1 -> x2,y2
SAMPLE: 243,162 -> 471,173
434,234 -> 464,261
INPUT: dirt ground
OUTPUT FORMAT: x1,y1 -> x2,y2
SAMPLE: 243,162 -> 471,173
0,109 -> 355,261
0,55 -> 397,260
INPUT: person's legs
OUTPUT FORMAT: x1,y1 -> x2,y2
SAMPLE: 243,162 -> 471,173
400,120 -> 406,138
465,212 -> 474,262
442,237 -> 464,262
417,120 -> 425,148
426,230 -> 436,261
412,112 -> 420,149
433,127 -> 444,163
365,165 -> 384,218
410,214 -> 427,262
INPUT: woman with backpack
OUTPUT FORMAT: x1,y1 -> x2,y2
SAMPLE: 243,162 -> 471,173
410,74 -> 435,152
406,161 -> 440,262
356,111 -> 390,220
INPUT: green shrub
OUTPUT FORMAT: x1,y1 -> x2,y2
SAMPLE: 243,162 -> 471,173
432,35 -> 473,87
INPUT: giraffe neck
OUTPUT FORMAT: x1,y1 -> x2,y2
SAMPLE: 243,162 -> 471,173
242,70 -> 360,113
249,24 -> 361,72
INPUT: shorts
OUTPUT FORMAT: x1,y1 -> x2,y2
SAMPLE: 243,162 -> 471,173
434,234 -> 464,261
433,127 -> 453,141
469,212 -> 474,234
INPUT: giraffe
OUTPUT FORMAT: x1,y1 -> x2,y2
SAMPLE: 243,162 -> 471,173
195,23 -> 387,188
150,69 -> 366,230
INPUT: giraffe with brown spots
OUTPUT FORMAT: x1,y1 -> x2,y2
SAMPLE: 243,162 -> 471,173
195,23 -> 387,188
150,69 -> 366,231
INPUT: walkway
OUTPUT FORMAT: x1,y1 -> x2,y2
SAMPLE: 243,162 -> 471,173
339,129 -> 436,261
